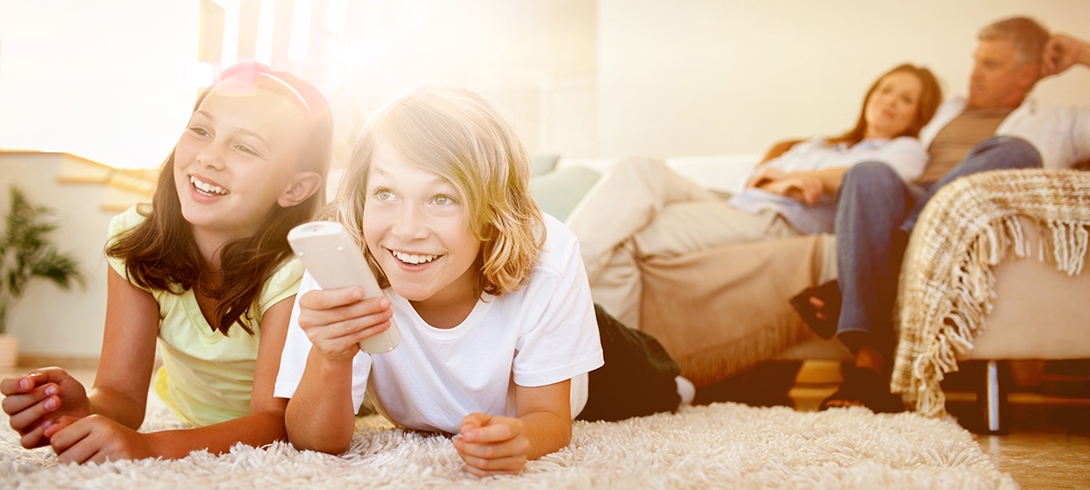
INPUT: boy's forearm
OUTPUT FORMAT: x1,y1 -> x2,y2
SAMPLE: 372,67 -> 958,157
284,351 -> 358,454
519,410 -> 572,460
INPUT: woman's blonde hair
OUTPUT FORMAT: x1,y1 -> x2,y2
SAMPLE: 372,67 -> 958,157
334,87 -> 545,296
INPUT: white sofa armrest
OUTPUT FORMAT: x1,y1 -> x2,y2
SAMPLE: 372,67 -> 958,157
555,154 -> 761,193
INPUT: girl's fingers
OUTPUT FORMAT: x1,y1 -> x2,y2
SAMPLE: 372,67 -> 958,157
42,415 -> 79,438
0,376 -> 33,396
47,417 -> 93,457
2,382 -> 49,416
18,420 -> 50,449
56,441 -> 98,465
6,392 -> 61,432
1,368 -> 69,396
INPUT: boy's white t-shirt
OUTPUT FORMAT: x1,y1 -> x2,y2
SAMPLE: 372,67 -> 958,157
274,213 -> 605,434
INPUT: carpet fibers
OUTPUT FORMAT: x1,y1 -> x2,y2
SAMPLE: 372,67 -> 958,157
0,398 -> 1017,489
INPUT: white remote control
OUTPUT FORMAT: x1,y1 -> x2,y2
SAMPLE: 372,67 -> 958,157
287,221 -> 401,354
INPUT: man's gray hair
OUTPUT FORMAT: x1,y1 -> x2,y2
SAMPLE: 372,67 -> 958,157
978,16 -> 1051,67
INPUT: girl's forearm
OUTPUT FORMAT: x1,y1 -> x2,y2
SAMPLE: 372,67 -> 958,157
86,385 -> 152,430
283,350 -> 359,454
143,409 -> 287,459
519,409 -> 572,460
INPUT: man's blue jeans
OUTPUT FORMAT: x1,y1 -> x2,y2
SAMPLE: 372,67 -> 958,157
833,136 -> 1043,354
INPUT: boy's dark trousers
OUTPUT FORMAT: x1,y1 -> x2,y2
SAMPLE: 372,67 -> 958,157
578,304 -> 682,422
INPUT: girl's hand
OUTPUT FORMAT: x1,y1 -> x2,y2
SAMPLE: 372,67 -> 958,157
1,368 -> 92,449
453,412 -> 531,477
44,414 -> 155,464
296,287 -> 393,362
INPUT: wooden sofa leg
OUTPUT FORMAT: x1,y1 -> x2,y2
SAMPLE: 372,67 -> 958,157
981,360 -> 1010,435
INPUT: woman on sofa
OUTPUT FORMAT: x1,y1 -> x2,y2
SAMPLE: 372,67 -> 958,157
565,63 -> 942,330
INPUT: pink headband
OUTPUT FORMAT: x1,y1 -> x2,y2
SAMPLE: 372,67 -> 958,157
258,72 -> 312,114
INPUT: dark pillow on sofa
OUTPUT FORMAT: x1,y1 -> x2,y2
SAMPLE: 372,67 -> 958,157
531,165 -> 601,221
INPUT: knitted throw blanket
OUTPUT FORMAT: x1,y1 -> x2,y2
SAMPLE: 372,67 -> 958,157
891,169 -> 1090,417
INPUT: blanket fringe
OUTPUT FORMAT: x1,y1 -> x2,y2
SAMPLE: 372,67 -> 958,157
892,170 -> 1090,418
679,315 -> 809,387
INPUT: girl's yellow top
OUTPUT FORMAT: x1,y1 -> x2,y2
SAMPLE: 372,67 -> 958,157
106,206 -> 302,427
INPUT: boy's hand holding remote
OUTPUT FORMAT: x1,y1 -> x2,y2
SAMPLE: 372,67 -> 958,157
295,288 -> 393,362
288,221 -> 401,358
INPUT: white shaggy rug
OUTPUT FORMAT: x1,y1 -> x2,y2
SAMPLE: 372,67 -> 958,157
0,396 -> 1017,489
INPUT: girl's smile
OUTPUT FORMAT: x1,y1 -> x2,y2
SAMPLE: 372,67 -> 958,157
173,78 -> 314,253
189,175 -> 230,197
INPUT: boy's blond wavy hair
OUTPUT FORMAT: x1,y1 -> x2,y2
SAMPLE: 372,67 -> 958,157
333,87 -> 545,296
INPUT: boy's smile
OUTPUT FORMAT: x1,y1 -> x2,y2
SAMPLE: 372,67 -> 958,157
363,142 -> 482,324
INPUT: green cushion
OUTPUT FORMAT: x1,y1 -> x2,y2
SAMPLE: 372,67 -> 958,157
531,153 -> 562,176
531,165 -> 601,221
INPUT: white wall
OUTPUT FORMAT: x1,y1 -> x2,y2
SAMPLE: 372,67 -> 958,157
0,1 -> 199,169
309,0 -> 598,164
598,0 -> 1090,159
0,154 -> 117,358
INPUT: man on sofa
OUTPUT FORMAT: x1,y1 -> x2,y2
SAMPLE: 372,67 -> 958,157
798,17 -> 1090,412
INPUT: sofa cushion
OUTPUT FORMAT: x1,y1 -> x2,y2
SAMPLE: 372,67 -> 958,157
531,153 -> 562,176
531,165 -> 601,221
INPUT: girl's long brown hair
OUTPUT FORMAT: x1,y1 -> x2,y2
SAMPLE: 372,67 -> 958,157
106,64 -> 333,335
827,63 -> 943,147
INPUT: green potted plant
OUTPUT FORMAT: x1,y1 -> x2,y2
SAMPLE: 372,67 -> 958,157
0,184 -> 85,367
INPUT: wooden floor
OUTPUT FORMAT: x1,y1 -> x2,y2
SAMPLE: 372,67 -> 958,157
3,361 -> 1090,488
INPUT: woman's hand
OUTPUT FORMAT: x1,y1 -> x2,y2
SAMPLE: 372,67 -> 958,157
762,174 -> 823,205
1,367 -> 92,449
745,167 -> 789,189
749,167 -> 823,205
44,414 -> 156,464
296,287 -> 393,362
454,412 -> 532,477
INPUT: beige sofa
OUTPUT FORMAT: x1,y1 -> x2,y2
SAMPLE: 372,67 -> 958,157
536,157 -> 1089,431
